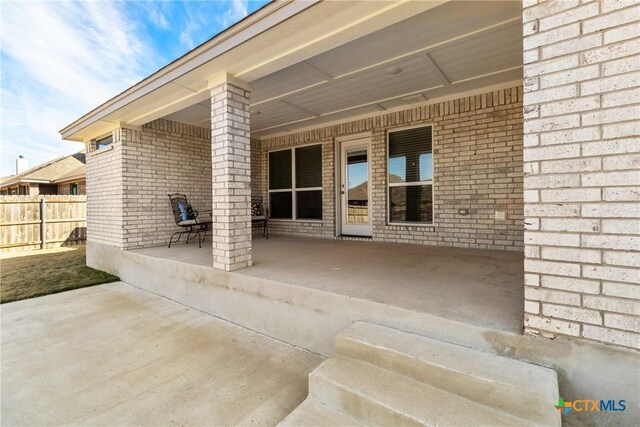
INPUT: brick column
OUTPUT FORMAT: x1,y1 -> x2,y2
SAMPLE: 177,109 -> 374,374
210,77 -> 252,271
522,0 -> 640,350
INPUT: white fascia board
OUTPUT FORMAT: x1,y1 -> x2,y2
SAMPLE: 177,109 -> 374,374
60,1 -> 319,141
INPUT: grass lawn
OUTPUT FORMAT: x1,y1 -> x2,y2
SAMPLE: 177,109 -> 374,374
1,245 -> 119,304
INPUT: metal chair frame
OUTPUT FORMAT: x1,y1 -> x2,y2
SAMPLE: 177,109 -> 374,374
168,193 -> 212,248
251,196 -> 269,239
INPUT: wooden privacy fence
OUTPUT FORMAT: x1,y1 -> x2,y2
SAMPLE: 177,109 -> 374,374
0,195 -> 87,252
347,205 -> 369,224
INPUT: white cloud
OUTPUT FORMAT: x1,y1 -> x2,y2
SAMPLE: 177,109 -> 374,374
0,0 -> 258,176
179,0 -> 249,51
179,8 -> 203,51
0,0 -> 152,175
149,8 -> 170,31
222,0 -> 249,28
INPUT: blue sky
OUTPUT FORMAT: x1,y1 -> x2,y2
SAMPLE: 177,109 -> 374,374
0,0 -> 269,177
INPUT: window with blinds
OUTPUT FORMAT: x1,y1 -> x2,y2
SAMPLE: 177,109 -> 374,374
388,126 -> 433,224
268,144 -> 322,220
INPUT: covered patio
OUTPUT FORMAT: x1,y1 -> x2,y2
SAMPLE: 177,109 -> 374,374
131,236 -> 524,333
70,0 -> 527,356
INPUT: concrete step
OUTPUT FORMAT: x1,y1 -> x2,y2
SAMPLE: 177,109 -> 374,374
309,356 -> 537,427
335,321 -> 560,426
278,397 -> 364,427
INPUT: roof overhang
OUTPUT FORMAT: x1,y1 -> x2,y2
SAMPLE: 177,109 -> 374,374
60,1 -> 318,141
61,0 -> 523,142
0,178 -> 50,187
54,175 -> 85,184
60,1 -> 452,142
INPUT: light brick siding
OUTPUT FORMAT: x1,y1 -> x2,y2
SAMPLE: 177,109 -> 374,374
255,138 -> 336,238
28,184 -> 39,196
57,181 -> 86,195
255,86 -> 524,251
122,120 -> 212,250
86,140 -> 124,248
86,121 -> 212,250
210,82 -> 252,271
522,0 -> 640,350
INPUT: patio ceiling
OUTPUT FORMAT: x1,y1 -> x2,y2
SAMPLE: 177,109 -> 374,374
62,0 -> 523,142
167,0 -> 523,138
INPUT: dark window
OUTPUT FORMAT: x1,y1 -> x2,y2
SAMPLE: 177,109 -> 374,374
268,145 -> 322,220
96,135 -> 113,150
39,184 -> 58,195
70,183 -> 78,195
295,145 -> 322,188
268,150 -> 292,190
297,190 -> 322,220
388,126 -> 433,223
269,192 -> 293,219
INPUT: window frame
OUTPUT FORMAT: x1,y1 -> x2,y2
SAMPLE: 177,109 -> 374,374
268,143 -> 323,222
386,124 -> 435,226
70,183 -> 78,196
95,135 -> 113,150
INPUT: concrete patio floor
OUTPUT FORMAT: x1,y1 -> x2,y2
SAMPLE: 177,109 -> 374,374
1,282 -> 324,426
134,236 -> 524,333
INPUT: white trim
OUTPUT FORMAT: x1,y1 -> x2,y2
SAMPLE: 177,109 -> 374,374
207,72 -> 251,91
335,132 -> 372,143
267,143 -> 323,221
267,140 -> 328,152
339,136 -> 373,237
87,145 -> 114,158
388,181 -> 432,187
388,222 -> 435,227
54,176 -> 85,185
387,124 -> 434,226
269,219 -> 324,224
252,69 -> 521,133
250,17 -> 519,109
60,1 -> 319,140
256,80 -> 522,139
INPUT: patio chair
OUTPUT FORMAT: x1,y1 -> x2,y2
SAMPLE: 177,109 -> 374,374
251,196 -> 269,239
168,193 -> 212,248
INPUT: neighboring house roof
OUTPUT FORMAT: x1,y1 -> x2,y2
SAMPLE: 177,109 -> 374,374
0,152 -> 86,188
54,165 -> 86,183
349,181 -> 368,201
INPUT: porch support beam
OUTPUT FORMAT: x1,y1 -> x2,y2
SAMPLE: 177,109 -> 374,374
209,76 -> 252,271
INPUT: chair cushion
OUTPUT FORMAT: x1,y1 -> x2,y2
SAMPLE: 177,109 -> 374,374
177,218 -> 212,226
252,215 -> 266,221
251,202 -> 265,216
178,202 -> 189,221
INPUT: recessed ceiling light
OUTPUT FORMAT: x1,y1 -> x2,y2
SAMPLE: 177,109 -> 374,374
387,67 -> 402,75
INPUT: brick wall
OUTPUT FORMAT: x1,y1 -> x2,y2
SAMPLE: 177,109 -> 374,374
86,141 -> 124,248
522,0 -> 640,350
256,86 -> 524,251
256,137 -> 336,238
57,181 -> 86,195
121,120 -> 212,250
29,184 -> 39,196
210,82 -> 253,271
